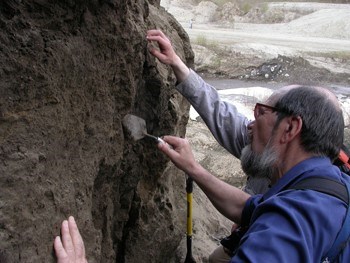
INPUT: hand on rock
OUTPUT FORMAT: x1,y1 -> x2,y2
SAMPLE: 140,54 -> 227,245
54,216 -> 88,263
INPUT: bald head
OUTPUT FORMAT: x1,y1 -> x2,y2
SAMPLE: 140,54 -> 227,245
267,85 -> 301,106
268,85 -> 341,112
313,86 -> 342,111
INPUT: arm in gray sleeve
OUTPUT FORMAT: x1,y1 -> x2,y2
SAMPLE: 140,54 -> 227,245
176,69 -> 250,159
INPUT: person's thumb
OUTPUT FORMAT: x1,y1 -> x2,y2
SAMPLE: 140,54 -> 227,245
157,136 -> 180,161
162,135 -> 181,146
157,138 -> 171,154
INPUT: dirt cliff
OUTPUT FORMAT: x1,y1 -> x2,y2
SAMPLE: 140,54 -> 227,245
0,0 -> 195,262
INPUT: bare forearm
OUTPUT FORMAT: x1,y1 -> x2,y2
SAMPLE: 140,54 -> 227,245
157,136 -> 249,223
188,163 -> 250,224
170,55 -> 190,83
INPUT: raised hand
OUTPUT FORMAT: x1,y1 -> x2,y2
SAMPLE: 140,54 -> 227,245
146,29 -> 178,65
146,29 -> 190,82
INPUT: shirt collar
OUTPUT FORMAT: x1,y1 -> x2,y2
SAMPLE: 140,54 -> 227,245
262,157 -> 333,200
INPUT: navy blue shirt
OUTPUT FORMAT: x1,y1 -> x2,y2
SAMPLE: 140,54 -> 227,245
176,70 -> 350,262
230,157 -> 350,262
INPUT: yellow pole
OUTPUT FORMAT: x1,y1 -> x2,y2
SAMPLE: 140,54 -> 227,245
185,176 -> 196,263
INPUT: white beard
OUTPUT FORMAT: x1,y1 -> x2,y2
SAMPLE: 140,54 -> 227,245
240,142 -> 279,180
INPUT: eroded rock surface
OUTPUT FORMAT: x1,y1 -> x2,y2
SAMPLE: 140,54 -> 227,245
0,1 -> 195,262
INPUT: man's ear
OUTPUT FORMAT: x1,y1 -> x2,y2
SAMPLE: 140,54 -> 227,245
280,116 -> 303,143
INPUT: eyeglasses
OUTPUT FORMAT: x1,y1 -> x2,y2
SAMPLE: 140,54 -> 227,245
254,103 -> 279,119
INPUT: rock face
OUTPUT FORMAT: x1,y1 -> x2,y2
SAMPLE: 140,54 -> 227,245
0,0 -> 195,262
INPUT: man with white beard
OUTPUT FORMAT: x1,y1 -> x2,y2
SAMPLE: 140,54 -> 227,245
147,29 -> 350,262
52,30 -> 350,263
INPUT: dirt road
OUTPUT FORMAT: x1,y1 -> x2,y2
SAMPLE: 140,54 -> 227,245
183,22 -> 350,53
177,5 -> 350,78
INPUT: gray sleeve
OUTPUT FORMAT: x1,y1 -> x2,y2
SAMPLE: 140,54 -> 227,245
176,69 -> 250,159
